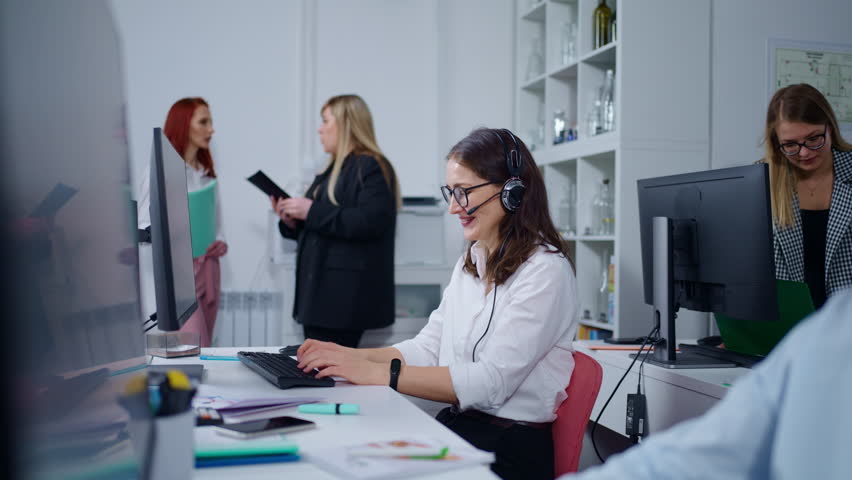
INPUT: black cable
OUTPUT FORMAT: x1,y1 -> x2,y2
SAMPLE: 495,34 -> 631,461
471,283 -> 498,362
144,322 -> 158,333
590,325 -> 659,463
470,231 -> 511,363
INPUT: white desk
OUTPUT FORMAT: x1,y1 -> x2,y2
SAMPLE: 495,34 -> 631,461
153,347 -> 497,480
574,341 -> 752,437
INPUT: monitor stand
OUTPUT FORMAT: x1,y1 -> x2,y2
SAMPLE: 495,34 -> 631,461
631,217 -> 736,369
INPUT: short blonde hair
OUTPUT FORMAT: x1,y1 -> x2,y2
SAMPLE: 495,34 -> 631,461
763,84 -> 852,227
321,94 -> 400,208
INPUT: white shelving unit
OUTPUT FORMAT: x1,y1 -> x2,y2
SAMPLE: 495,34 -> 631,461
515,0 -> 713,338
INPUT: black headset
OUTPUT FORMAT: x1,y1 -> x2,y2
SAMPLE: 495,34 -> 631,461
493,129 -> 526,213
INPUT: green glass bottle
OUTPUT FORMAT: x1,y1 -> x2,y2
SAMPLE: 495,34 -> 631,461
593,0 -> 612,49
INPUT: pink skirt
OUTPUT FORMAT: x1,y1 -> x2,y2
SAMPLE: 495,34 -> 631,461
179,254 -> 221,347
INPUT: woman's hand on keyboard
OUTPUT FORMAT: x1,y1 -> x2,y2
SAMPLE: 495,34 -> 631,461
297,342 -> 386,385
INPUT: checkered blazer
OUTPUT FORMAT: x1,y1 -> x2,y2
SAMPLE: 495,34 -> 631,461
774,149 -> 852,298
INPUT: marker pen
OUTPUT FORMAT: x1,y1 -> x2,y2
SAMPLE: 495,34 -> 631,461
298,403 -> 360,415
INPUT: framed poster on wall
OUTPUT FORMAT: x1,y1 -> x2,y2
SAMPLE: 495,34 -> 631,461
768,38 -> 852,130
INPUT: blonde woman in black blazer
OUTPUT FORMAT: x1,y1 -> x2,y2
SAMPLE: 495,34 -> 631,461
272,94 -> 400,347
764,84 -> 852,308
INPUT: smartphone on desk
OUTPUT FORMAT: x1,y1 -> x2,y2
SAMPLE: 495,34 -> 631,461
212,416 -> 315,439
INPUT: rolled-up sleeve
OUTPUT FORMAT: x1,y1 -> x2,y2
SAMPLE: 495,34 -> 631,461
450,256 -> 575,411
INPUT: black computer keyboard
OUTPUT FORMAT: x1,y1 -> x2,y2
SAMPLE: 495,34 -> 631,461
678,344 -> 765,368
237,351 -> 335,389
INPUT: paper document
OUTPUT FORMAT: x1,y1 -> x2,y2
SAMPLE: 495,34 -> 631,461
306,437 -> 494,480
192,390 -> 323,424
188,179 -> 217,258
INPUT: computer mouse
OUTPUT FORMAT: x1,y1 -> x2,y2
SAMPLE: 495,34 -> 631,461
279,344 -> 301,356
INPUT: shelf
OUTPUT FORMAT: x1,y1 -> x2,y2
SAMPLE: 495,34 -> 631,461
549,61 -> 578,80
579,319 -> 615,331
580,41 -> 617,65
520,1 -> 546,22
534,130 -> 617,165
520,74 -> 546,91
576,235 -> 614,242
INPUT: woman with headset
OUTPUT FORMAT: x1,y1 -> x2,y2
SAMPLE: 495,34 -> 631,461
297,128 -> 578,480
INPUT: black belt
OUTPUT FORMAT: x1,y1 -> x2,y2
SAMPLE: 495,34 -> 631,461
451,406 -> 551,430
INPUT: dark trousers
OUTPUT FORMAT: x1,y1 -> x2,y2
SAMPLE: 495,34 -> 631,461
303,325 -> 364,348
436,407 -> 554,480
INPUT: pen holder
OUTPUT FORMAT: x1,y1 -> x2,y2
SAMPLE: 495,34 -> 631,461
147,331 -> 200,358
150,409 -> 195,479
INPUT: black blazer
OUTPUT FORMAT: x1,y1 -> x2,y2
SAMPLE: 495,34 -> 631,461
278,153 -> 397,330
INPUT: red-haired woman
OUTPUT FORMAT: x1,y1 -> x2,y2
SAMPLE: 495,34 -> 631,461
138,97 -> 227,346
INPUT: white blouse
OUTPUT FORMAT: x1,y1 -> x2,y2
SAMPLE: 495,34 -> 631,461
394,241 -> 578,423
136,164 -> 224,241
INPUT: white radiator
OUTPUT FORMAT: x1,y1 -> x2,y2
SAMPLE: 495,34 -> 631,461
214,291 -> 283,347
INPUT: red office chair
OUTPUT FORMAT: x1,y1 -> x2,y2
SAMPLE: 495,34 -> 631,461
553,351 -> 603,476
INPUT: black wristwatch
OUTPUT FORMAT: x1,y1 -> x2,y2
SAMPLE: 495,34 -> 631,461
389,358 -> 401,391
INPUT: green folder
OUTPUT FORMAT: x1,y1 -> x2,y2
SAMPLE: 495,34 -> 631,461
195,441 -> 299,459
714,280 -> 815,357
188,179 -> 217,258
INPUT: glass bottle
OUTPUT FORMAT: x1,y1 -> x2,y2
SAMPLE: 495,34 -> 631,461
591,179 -> 613,235
560,22 -> 577,65
525,36 -> 544,81
598,251 -> 610,322
553,109 -> 566,144
558,180 -> 575,235
602,69 -> 615,132
600,179 -> 614,235
593,0 -> 612,50
611,11 -> 617,43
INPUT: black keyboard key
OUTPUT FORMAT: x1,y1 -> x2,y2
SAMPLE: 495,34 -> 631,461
237,351 -> 334,389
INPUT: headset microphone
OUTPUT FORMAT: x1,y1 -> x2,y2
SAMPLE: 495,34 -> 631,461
465,191 -> 501,215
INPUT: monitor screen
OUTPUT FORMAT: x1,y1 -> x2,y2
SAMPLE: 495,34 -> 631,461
150,127 -> 198,331
638,163 -> 778,323
0,0 -> 153,478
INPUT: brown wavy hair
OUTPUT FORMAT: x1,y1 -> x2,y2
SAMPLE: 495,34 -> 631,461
763,84 -> 852,227
449,128 -> 573,286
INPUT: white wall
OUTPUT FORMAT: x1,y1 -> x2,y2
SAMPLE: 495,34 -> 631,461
111,0 -> 514,315
711,0 -> 852,169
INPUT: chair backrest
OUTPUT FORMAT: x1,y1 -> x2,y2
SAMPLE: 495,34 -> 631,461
553,350 -> 603,476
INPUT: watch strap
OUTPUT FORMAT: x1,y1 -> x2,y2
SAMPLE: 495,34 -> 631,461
389,358 -> 401,391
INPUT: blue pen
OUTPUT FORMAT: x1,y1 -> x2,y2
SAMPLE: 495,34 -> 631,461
298,403 -> 360,415
199,355 -> 240,361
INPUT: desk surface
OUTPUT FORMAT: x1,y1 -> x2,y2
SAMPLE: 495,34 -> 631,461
574,341 -> 752,437
154,347 -> 497,480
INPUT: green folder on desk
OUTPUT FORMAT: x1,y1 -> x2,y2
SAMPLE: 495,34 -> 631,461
188,180 -> 217,258
715,280 -> 815,357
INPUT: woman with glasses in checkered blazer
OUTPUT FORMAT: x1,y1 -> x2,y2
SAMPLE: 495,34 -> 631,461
763,83 -> 852,309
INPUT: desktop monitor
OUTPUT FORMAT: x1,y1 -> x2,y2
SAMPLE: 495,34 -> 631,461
0,0 -> 153,478
637,163 -> 778,368
149,127 -> 198,331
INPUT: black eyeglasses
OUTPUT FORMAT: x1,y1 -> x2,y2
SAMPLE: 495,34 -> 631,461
778,126 -> 828,156
440,182 -> 497,208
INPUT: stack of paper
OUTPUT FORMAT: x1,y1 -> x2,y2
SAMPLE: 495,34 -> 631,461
193,395 -> 322,423
305,437 -> 494,480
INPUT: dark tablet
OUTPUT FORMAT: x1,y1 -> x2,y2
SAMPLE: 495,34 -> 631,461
247,170 -> 290,200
